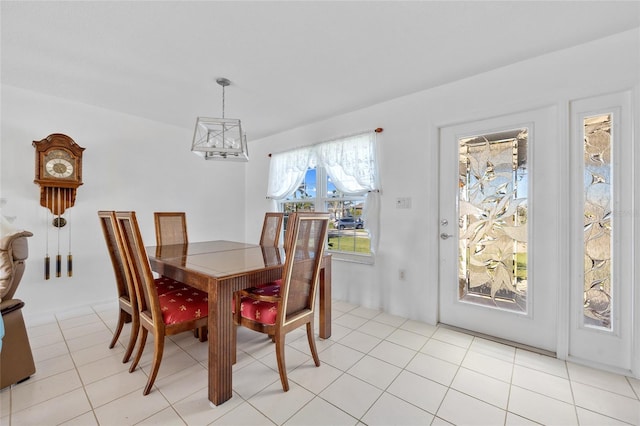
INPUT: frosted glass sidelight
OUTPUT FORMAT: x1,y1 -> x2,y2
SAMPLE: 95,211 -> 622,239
458,128 -> 528,313
582,114 -> 612,329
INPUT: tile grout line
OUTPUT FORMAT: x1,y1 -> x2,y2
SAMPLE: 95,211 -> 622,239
11,301 -> 640,426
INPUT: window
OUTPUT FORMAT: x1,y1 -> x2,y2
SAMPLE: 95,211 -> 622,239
279,167 -> 370,255
267,131 -> 380,259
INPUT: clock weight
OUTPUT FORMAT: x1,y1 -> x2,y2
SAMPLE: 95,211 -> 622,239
52,217 -> 67,227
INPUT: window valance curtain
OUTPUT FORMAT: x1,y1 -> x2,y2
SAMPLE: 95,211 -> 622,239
266,131 -> 379,199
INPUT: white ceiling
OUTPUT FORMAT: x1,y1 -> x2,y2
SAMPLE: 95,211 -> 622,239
3,1 -> 640,140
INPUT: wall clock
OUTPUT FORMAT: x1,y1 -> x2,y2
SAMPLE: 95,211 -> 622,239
33,133 -> 85,278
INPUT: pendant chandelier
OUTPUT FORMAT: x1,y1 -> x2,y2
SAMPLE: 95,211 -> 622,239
191,77 -> 249,161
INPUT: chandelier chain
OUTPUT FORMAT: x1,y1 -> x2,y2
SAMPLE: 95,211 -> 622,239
221,84 -> 225,119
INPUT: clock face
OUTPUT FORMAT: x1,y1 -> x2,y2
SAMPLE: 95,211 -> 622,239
44,149 -> 75,179
46,158 -> 74,178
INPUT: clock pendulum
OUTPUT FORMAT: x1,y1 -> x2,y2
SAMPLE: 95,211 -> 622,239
66,189 -> 72,277
56,188 -> 61,278
44,187 -> 50,280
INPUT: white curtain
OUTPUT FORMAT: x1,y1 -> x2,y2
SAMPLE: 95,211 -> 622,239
266,146 -> 315,200
316,132 -> 381,254
362,191 -> 381,254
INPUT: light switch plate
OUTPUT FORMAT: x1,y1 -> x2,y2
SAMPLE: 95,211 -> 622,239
396,197 -> 412,209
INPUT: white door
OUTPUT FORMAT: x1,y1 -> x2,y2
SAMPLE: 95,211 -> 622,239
438,107 -> 559,352
568,91 -> 634,373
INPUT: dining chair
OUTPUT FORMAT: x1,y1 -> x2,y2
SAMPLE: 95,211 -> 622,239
234,212 -> 329,391
115,211 -> 209,395
252,212 -> 301,290
98,210 -> 140,363
99,211 -> 188,363
259,212 -> 284,246
153,211 -> 208,340
154,212 -> 187,246
237,213 -> 285,297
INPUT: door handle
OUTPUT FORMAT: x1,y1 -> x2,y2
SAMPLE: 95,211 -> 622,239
440,233 -> 454,240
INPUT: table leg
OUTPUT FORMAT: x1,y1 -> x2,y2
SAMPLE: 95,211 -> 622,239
208,281 -> 234,405
318,259 -> 332,339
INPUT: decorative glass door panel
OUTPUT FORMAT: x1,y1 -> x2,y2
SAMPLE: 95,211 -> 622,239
458,128 -> 528,313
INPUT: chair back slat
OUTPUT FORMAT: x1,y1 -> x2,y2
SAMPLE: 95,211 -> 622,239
154,212 -> 188,246
259,212 -> 284,247
117,211 -> 161,326
280,213 -> 329,321
98,211 -> 134,303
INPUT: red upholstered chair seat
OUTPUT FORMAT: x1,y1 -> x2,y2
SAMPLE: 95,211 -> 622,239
238,283 -> 281,325
158,286 -> 208,325
154,276 -> 185,295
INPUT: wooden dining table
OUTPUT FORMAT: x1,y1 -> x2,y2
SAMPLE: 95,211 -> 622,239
146,240 -> 332,406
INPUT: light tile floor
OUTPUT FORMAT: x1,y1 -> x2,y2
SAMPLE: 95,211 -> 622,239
2,300 -> 639,425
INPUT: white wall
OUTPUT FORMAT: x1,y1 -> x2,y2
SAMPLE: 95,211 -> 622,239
245,28 -> 640,326
2,28 -> 637,333
1,86 -> 247,318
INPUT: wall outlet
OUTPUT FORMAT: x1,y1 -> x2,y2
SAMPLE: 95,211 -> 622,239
399,269 -> 406,280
